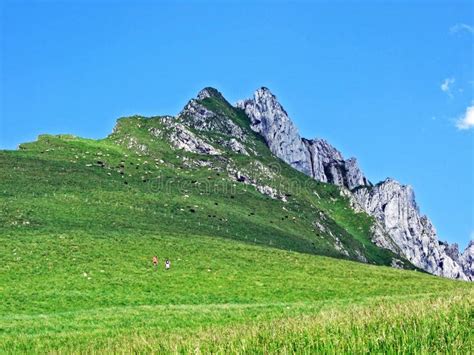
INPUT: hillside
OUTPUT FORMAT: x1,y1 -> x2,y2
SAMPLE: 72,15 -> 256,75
1,88 -> 409,267
1,232 -> 472,352
1,87 -> 472,352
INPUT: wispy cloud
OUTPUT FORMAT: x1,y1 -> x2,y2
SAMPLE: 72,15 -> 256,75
456,105 -> 474,130
441,77 -> 455,97
450,23 -> 474,35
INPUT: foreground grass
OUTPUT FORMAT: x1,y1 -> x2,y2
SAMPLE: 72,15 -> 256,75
100,293 -> 472,354
1,232 -> 473,353
3,291 -> 472,353
175,293 -> 473,354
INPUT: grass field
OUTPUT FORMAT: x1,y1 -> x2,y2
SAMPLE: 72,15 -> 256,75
1,232 -> 473,353
1,92 -> 473,352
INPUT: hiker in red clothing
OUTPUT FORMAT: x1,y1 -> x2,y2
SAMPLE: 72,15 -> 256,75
152,256 -> 158,268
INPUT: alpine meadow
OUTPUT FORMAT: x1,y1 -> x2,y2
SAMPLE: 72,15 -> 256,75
1,87 -> 473,353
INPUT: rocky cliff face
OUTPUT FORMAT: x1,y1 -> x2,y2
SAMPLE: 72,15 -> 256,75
303,138 -> 370,189
237,88 -> 312,176
179,90 -> 246,141
237,88 -> 369,191
237,87 -> 471,281
353,179 -> 468,280
460,241 -> 474,281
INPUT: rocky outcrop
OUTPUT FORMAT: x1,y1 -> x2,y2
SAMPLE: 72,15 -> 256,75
120,88 -> 252,157
237,88 -> 369,190
227,164 -> 287,201
237,88 -> 312,176
353,179 -> 468,280
149,118 -> 221,155
303,138 -> 370,189
237,87 -> 471,281
218,138 -> 250,156
180,89 -> 246,141
196,87 -> 226,101
460,241 -> 473,281
116,86 -> 471,280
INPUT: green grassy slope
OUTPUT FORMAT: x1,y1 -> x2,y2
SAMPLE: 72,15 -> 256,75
1,232 -> 472,352
1,93 -> 407,267
1,90 -> 472,352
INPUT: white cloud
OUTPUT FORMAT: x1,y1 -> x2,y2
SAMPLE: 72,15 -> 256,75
456,105 -> 474,130
450,23 -> 474,35
441,77 -> 455,97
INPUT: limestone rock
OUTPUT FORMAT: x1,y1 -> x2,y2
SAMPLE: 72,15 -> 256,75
196,87 -> 225,101
237,87 -> 312,175
150,118 -> 220,155
237,88 -> 369,190
353,179 -> 468,280
303,138 -> 369,189
219,138 -> 250,156
460,241 -> 474,281
180,90 -> 245,141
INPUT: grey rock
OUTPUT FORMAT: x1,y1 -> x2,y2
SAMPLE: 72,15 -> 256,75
303,138 -> 369,189
342,187 -> 402,254
460,241 -> 474,281
444,243 -> 460,262
180,91 -> 246,141
237,88 -> 369,190
219,138 -> 250,156
353,179 -> 468,280
197,87 -> 227,101
391,258 -> 404,269
345,158 -> 370,190
150,118 -> 221,156
227,164 -> 286,201
370,222 -> 402,254
237,87 -> 312,176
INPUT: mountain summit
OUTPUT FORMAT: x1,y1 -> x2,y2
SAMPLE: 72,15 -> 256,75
237,89 -> 369,190
5,86 -> 472,281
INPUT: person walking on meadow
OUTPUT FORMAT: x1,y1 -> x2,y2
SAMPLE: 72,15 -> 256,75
152,256 -> 158,269
165,259 -> 170,270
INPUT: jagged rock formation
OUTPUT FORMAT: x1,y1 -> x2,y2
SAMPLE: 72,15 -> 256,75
218,138 -> 250,156
237,88 -> 369,190
180,88 -> 246,141
149,118 -> 221,155
236,88 -> 312,176
237,87 -> 471,281
353,179 -> 468,280
460,241 -> 473,281
303,138 -> 370,189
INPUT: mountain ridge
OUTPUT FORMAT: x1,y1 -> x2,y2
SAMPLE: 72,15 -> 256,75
111,86 -> 472,280
237,87 -> 472,280
4,86 -> 472,280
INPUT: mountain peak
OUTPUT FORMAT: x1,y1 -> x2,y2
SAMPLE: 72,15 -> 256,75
252,87 -> 283,110
197,87 -> 225,101
255,86 -> 274,96
236,87 -> 312,176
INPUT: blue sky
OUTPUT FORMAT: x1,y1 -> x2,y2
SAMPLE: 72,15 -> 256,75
1,1 -> 473,248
